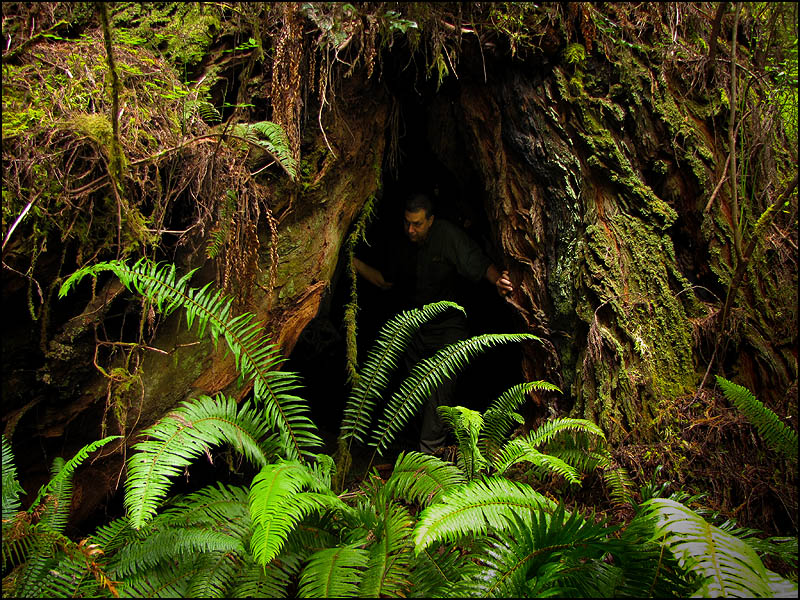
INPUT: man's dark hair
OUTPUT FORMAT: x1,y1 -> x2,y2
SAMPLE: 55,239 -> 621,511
405,193 -> 434,217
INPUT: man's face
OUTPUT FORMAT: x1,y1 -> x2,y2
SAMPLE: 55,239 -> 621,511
404,208 -> 434,243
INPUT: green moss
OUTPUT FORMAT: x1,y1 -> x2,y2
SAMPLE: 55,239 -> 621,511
571,205 -> 697,442
111,2 -> 220,71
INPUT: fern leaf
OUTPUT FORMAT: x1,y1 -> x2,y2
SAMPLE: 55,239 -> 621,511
370,333 -> 539,455
228,555 -> 298,598
30,436 -> 120,512
59,259 -> 323,460
382,451 -> 466,507
89,516 -> 137,556
524,417 -> 606,448
482,381 -> 561,451
298,545 -> 370,598
248,461 -> 348,566
124,394 -> 276,529
115,527 -> 246,579
339,301 -> 464,447
716,375 -> 798,459
449,505 -> 611,597
232,120 -> 298,179
494,441 -> 582,483
359,494 -> 414,597
413,477 -> 556,553
2,435 -> 24,521
438,405 -> 489,479
410,544 -> 468,598
643,497 -> 779,597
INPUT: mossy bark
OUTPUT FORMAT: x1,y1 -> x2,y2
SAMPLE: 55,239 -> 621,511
429,41 -> 795,444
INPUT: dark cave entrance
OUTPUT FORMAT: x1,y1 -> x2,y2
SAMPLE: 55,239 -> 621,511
288,70 -> 525,458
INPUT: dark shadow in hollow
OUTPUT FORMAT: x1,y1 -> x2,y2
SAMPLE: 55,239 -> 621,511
288,79 -> 526,468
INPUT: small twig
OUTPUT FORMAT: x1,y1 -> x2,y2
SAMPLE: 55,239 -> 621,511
2,190 -> 43,251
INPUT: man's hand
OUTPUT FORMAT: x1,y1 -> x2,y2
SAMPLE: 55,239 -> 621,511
495,270 -> 513,296
486,265 -> 514,297
354,257 -> 394,291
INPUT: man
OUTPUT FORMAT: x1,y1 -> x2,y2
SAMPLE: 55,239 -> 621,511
354,193 -> 513,452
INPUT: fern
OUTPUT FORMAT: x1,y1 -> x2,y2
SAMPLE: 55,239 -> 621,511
716,375 -> 798,459
493,418 -> 603,476
409,544 -> 467,598
248,460 -> 349,566
231,120 -> 298,179
102,483 -> 257,598
297,545 -> 370,598
370,333 -> 540,456
2,435 -> 24,521
383,451 -> 466,507
448,504 -> 613,597
413,476 -> 556,553
358,493 -> 414,598
59,258 -> 323,461
3,437 -> 121,598
642,497 -> 798,597
124,394 -> 278,529
29,435 -> 120,511
339,300 -> 464,448
438,405 -> 490,480
481,380 -> 561,461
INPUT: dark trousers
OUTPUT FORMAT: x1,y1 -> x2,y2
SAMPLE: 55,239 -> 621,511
403,314 -> 469,453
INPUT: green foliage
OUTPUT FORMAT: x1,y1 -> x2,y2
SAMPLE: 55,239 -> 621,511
2,437 -> 121,598
715,375 -> 798,460
124,394 -> 278,529
231,120 -> 298,180
41,261 -> 797,597
370,332 -> 540,456
642,497 -> 797,597
248,459 -> 347,567
59,258 -> 323,462
2,435 -> 24,521
338,300 -> 464,448
565,42 -> 587,65
382,451 -> 466,507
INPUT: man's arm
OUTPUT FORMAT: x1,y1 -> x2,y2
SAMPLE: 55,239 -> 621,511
353,257 -> 393,290
485,264 -> 513,297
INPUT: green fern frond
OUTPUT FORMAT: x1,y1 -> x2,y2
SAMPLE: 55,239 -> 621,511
339,301 -> 464,447
124,394 -> 277,529
2,435 -> 24,521
358,494 -> 414,597
716,375 -> 798,459
30,436 -> 120,514
410,544 -> 468,598
36,458 -> 72,535
184,551 -> 243,599
494,442 -> 583,483
370,333 -> 539,456
160,482 -> 251,531
523,416 -> 606,448
59,258 -> 323,460
89,516 -> 137,557
481,381 -> 561,454
112,526 -> 246,579
228,556 -> 299,598
438,405 -> 489,480
382,451 -> 466,507
413,477 -> 556,553
248,461 -> 348,567
642,497 -> 797,597
298,545 -> 371,598
232,120 -> 297,179
19,550 -> 109,599
449,504 -> 612,597
121,560 -> 194,597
